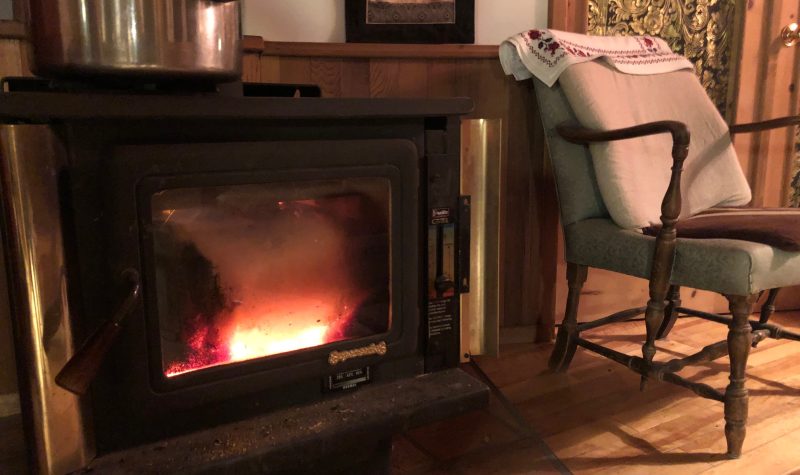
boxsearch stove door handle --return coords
[55,270,141,396]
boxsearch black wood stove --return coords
[0,79,486,474]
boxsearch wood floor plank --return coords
[400,311,800,474]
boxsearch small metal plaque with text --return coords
[326,367,371,392]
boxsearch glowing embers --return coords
[151,179,392,380]
[164,296,361,377]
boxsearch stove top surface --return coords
[0,77,473,122]
[2,76,322,98]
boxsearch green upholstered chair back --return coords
[532,78,609,227]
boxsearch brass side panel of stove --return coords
[459,119,501,359]
[0,125,93,474]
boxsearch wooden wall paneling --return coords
[426,60,457,97]
[241,55,261,83]
[340,59,371,97]
[749,1,800,207]
[733,0,800,312]
[278,57,313,86]
[369,60,400,97]
[0,38,29,79]
[395,60,430,98]
[548,0,588,33]
[241,36,264,83]
[496,75,535,329]
[369,60,429,98]
[732,0,767,184]
[261,41,499,60]
[310,59,343,97]
[735,0,800,207]
[535,133,560,340]
[519,86,542,333]
[259,55,281,83]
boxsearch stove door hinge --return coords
[458,195,471,293]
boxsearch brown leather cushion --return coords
[642,208,800,251]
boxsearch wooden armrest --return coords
[729,115,800,135]
[554,119,690,222]
[556,120,690,150]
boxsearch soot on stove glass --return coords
[149,178,392,378]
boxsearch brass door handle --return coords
[782,22,799,47]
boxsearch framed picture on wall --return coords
[345,0,474,44]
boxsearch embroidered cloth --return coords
[499,29,694,86]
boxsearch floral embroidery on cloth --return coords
[499,28,693,86]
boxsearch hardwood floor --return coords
[393,310,800,474]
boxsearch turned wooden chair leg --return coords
[656,285,681,340]
[548,263,588,373]
[724,294,757,459]
[759,288,781,324]
[640,278,671,390]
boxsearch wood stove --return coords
[0,80,473,474]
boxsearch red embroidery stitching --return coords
[519,29,687,69]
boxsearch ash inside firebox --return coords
[148,179,392,377]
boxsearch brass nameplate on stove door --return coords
[328,342,387,366]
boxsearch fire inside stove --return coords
[149,178,392,378]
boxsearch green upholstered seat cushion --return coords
[565,218,800,295]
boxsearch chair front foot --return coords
[548,263,588,374]
[724,391,748,459]
[640,299,666,391]
[723,293,756,459]
[656,285,681,340]
[548,327,578,373]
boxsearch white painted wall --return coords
[242,0,547,45]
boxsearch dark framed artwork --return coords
[345,0,474,44]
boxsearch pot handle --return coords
[55,269,141,396]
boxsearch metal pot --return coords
[28,0,241,82]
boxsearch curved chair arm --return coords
[555,120,691,375]
[555,120,691,231]
[729,115,800,135]
[557,120,690,150]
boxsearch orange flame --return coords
[164,295,360,378]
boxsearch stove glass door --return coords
[148,177,392,378]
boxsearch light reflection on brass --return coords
[588,0,741,119]
[0,125,93,474]
[459,119,501,359]
[328,341,387,366]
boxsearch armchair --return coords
[535,61,800,459]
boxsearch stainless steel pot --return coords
[29,0,241,82]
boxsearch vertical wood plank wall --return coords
[243,38,552,333]
[734,0,800,309]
